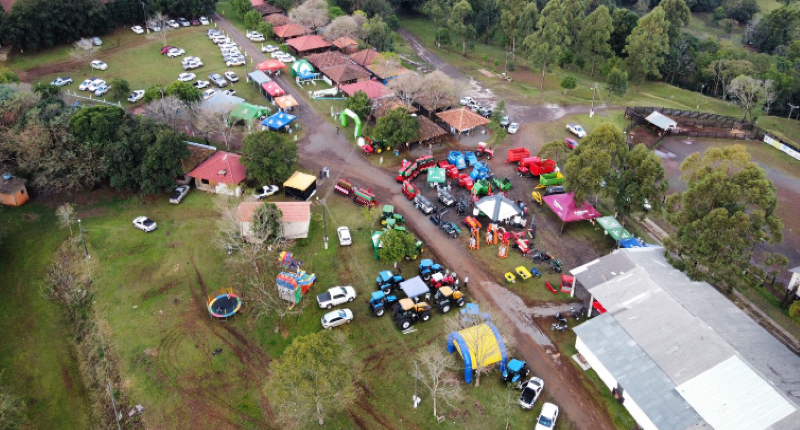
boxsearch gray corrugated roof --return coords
[247,70,272,86]
[789,265,800,274]
[570,251,637,290]
[646,112,677,130]
[574,314,703,430]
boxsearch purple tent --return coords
[543,192,601,233]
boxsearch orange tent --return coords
[275,95,298,109]
[258,59,287,72]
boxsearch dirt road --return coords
[217,16,617,430]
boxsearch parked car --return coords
[207,29,221,38]
[317,286,356,309]
[183,60,202,70]
[275,53,295,63]
[94,84,111,96]
[127,90,145,102]
[270,51,285,59]
[500,116,510,127]
[200,16,210,25]
[191,18,201,26]
[262,45,279,53]
[519,377,544,409]
[193,80,210,89]
[564,138,578,149]
[253,185,279,199]
[79,78,97,91]
[218,41,237,50]
[131,25,144,34]
[222,53,244,63]
[161,45,175,55]
[147,24,162,32]
[566,123,586,138]
[165,19,178,28]
[321,309,354,329]
[534,403,559,430]
[90,60,108,70]
[460,96,475,106]
[92,37,102,46]
[224,71,239,82]
[182,56,202,66]
[414,194,437,214]
[167,47,185,58]
[226,57,245,67]
[337,226,352,246]
[169,185,190,204]
[87,79,105,92]
[178,17,190,27]
[479,108,493,118]
[208,73,228,87]
[177,72,196,82]
[246,31,262,40]
[250,33,265,42]
[212,35,229,44]
[222,89,236,96]
[202,89,216,100]
[133,216,157,232]
[507,123,520,134]
[51,77,72,86]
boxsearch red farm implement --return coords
[401,180,420,200]
[476,142,494,160]
[353,187,379,208]
[516,157,556,177]
[505,147,530,163]
[334,178,354,197]
[396,155,437,182]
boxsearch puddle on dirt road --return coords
[466,78,496,104]
[482,281,554,348]
[654,149,676,159]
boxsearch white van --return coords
[202,89,216,100]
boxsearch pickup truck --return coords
[316,286,356,309]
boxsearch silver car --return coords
[321,309,354,329]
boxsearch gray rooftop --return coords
[247,70,272,86]
[574,314,703,430]
[646,111,678,130]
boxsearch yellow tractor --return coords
[392,298,432,330]
[433,286,466,313]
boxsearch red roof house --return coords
[188,151,247,196]
[249,0,265,6]
[340,80,394,99]
[349,48,380,67]
[287,35,332,55]
[331,37,359,54]
[273,24,308,40]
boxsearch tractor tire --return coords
[376,147,383,154]
[487,155,492,160]
[375,307,385,317]
[421,312,431,322]
[348,297,354,302]
[399,319,412,330]
[383,287,391,295]
[457,299,466,307]
[441,305,451,314]
[422,273,431,281]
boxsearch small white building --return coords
[571,248,800,430]
[237,201,311,241]
[787,266,800,299]
[645,111,678,131]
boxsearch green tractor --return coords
[381,204,405,226]
[472,179,491,197]
[492,177,512,193]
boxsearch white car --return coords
[224,71,239,82]
[270,51,285,59]
[193,80,210,89]
[127,90,145,102]
[508,123,520,134]
[321,308,354,329]
[199,16,209,25]
[87,79,106,92]
[316,286,356,309]
[202,89,216,100]
[178,18,190,27]
[262,45,279,53]
[148,24,161,32]
[166,47,185,58]
[460,96,475,106]
[90,60,108,71]
[50,77,72,86]
[254,185,279,199]
[183,61,202,71]
[534,403,559,430]
[166,19,179,29]
[218,41,236,49]
[337,226,352,246]
[276,54,295,63]
[519,377,544,409]
[250,34,265,42]
[92,37,102,46]
[177,72,196,82]
[169,185,190,204]
[222,89,236,96]
[182,56,202,66]
[94,84,110,96]
[133,216,157,232]
[78,78,96,90]
[131,25,144,34]
[208,29,222,38]
[566,123,586,138]
[226,57,245,67]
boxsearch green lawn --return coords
[0,206,92,428]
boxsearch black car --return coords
[480,108,493,118]
[414,194,437,214]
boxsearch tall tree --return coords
[609,144,668,227]
[374,108,420,150]
[609,8,638,56]
[524,0,570,90]
[538,139,572,165]
[251,202,285,244]
[413,345,463,420]
[561,0,585,47]
[241,131,299,185]
[69,38,99,71]
[624,6,670,82]
[659,0,691,43]
[752,7,800,54]
[344,90,371,120]
[290,0,330,31]
[56,203,77,236]
[378,228,419,265]
[423,0,453,47]
[110,78,130,102]
[361,16,395,51]
[664,145,783,291]
[449,0,477,56]
[578,5,613,76]
[727,75,766,121]
[326,15,360,41]
[266,332,360,427]
[138,129,189,195]
[605,67,628,106]
[499,0,528,54]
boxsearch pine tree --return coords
[578,5,613,76]
[524,0,570,90]
[624,6,670,82]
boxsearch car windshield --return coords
[538,416,553,426]
[143,219,154,226]
[338,310,347,318]
[521,388,535,401]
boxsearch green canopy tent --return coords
[595,216,634,246]
[426,167,446,190]
[230,103,271,131]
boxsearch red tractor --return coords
[334,178,354,197]
[401,180,420,200]
[476,142,494,160]
[458,173,474,190]
[362,137,391,154]
[353,187,379,208]
[516,157,556,178]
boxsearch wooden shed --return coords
[0,175,28,207]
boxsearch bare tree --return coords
[421,71,463,116]
[69,38,98,71]
[147,12,173,47]
[413,345,463,420]
[145,96,185,132]
[388,72,425,107]
[493,382,518,429]
[289,0,330,32]
[190,106,236,150]
[445,307,516,387]
[325,15,360,41]
[762,79,778,115]
[56,203,76,236]
[728,75,765,121]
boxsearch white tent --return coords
[475,194,522,222]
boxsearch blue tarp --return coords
[262,112,297,130]
[399,276,430,300]
[619,237,659,248]
[297,70,317,80]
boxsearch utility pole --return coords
[783,103,798,138]
[78,219,89,259]
[413,361,421,408]
[696,83,706,110]
[589,84,597,118]
[107,380,122,430]
[317,197,328,249]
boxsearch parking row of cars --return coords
[133,16,210,34]
[459,96,520,134]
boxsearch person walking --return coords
[336,126,339,134]
[464,276,469,290]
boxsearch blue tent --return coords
[619,237,659,248]
[262,112,297,131]
[297,69,317,80]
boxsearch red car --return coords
[564,138,578,150]
[160,46,175,55]
[191,19,201,26]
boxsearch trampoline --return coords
[207,290,242,318]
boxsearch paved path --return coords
[215,15,617,429]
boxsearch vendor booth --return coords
[283,171,317,201]
[262,112,297,131]
[543,192,602,233]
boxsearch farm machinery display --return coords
[432,287,465,313]
[381,205,405,226]
[402,180,420,200]
[361,136,391,154]
[376,270,404,294]
[476,142,494,159]
[334,178,354,197]
[537,171,564,188]
[335,178,380,208]
[418,259,444,281]
[392,298,433,330]
[516,157,556,178]
[369,290,399,317]
[505,147,530,163]
[396,155,436,182]
[502,359,530,385]
[447,151,467,169]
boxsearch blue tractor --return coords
[418,259,444,281]
[376,270,404,294]
[502,359,530,387]
[369,290,400,317]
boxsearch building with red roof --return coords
[331,37,359,54]
[340,80,394,100]
[287,35,331,56]
[273,23,308,41]
[349,48,380,67]
[237,201,312,240]
[188,151,247,196]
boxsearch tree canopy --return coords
[524,0,569,90]
[373,108,419,148]
[378,229,419,263]
[344,90,371,120]
[624,6,670,81]
[252,202,285,244]
[241,131,299,185]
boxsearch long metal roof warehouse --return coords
[570,247,800,430]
